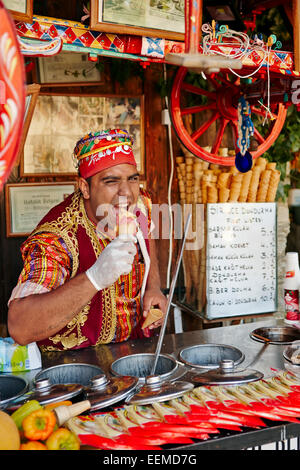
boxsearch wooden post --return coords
[185,0,203,53]
[293,0,300,72]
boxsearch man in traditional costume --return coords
[8,129,166,351]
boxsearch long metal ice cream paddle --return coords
[150,213,192,376]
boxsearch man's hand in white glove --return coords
[85,235,137,291]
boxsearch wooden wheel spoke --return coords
[206,75,221,90]
[191,111,220,141]
[253,127,266,144]
[251,105,278,121]
[170,67,287,164]
[181,102,216,116]
[230,120,239,150]
[211,118,229,154]
[216,73,238,89]
[182,82,216,99]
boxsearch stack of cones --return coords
[175,153,281,311]
[177,155,281,205]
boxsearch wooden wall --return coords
[0,58,180,333]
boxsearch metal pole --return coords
[150,213,192,376]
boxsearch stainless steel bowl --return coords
[0,375,28,408]
[34,363,104,386]
[178,343,244,370]
[250,326,300,345]
[110,353,178,383]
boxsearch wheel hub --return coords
[216,86,239,121]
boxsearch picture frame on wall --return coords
[5,182,77,237]
[37,51,104,86]
[14,83,41,166]
[21,93,145,178]
[3,0,33,23]
[90,0,185,41]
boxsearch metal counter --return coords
[18,318,300,449]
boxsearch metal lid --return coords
[178,343,244,370]
[125,376,194,405]
[28,378,84,405]
[191,360,263,386]
[84,374,139,411]
[250,326,300,345]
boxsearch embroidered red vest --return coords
[28,190,151,351]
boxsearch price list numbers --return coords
[205,203,277,319]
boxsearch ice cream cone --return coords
[247,166,262,202]
[207,184,218,203]
[255,157,267,170]
[219,187,230,202]
[256,169,272,202]
[218,147,228,156]
[229,166,239,174]
[239,170,252,202]
[266,170,281,202]
[229,183,242,202]
[142,308,164,329]
[266,162,276,171]
[217,172,231,189]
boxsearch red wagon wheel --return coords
[170,67,287,166]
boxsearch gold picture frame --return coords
[5,182,77,237]
[90,0,185,41]
[15,83,41,167]
[21,93,145,178]
[3,0,33,23]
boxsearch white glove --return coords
[86,235,137,291]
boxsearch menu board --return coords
[205,203,277,319]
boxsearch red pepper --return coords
[46,428,80,450]
[20,441,47,450]
[129,423,219,436]
[23,409,56,441]
[78,434,162,451]
[115,434,193,446]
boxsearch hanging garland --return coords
[235,96,254,172]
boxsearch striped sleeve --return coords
[9,232,72,303]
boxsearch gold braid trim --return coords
[31,190,116,350]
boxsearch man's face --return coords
[79,163,140,225]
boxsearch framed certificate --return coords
[5,182,77,237]
[37,52,103,86]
